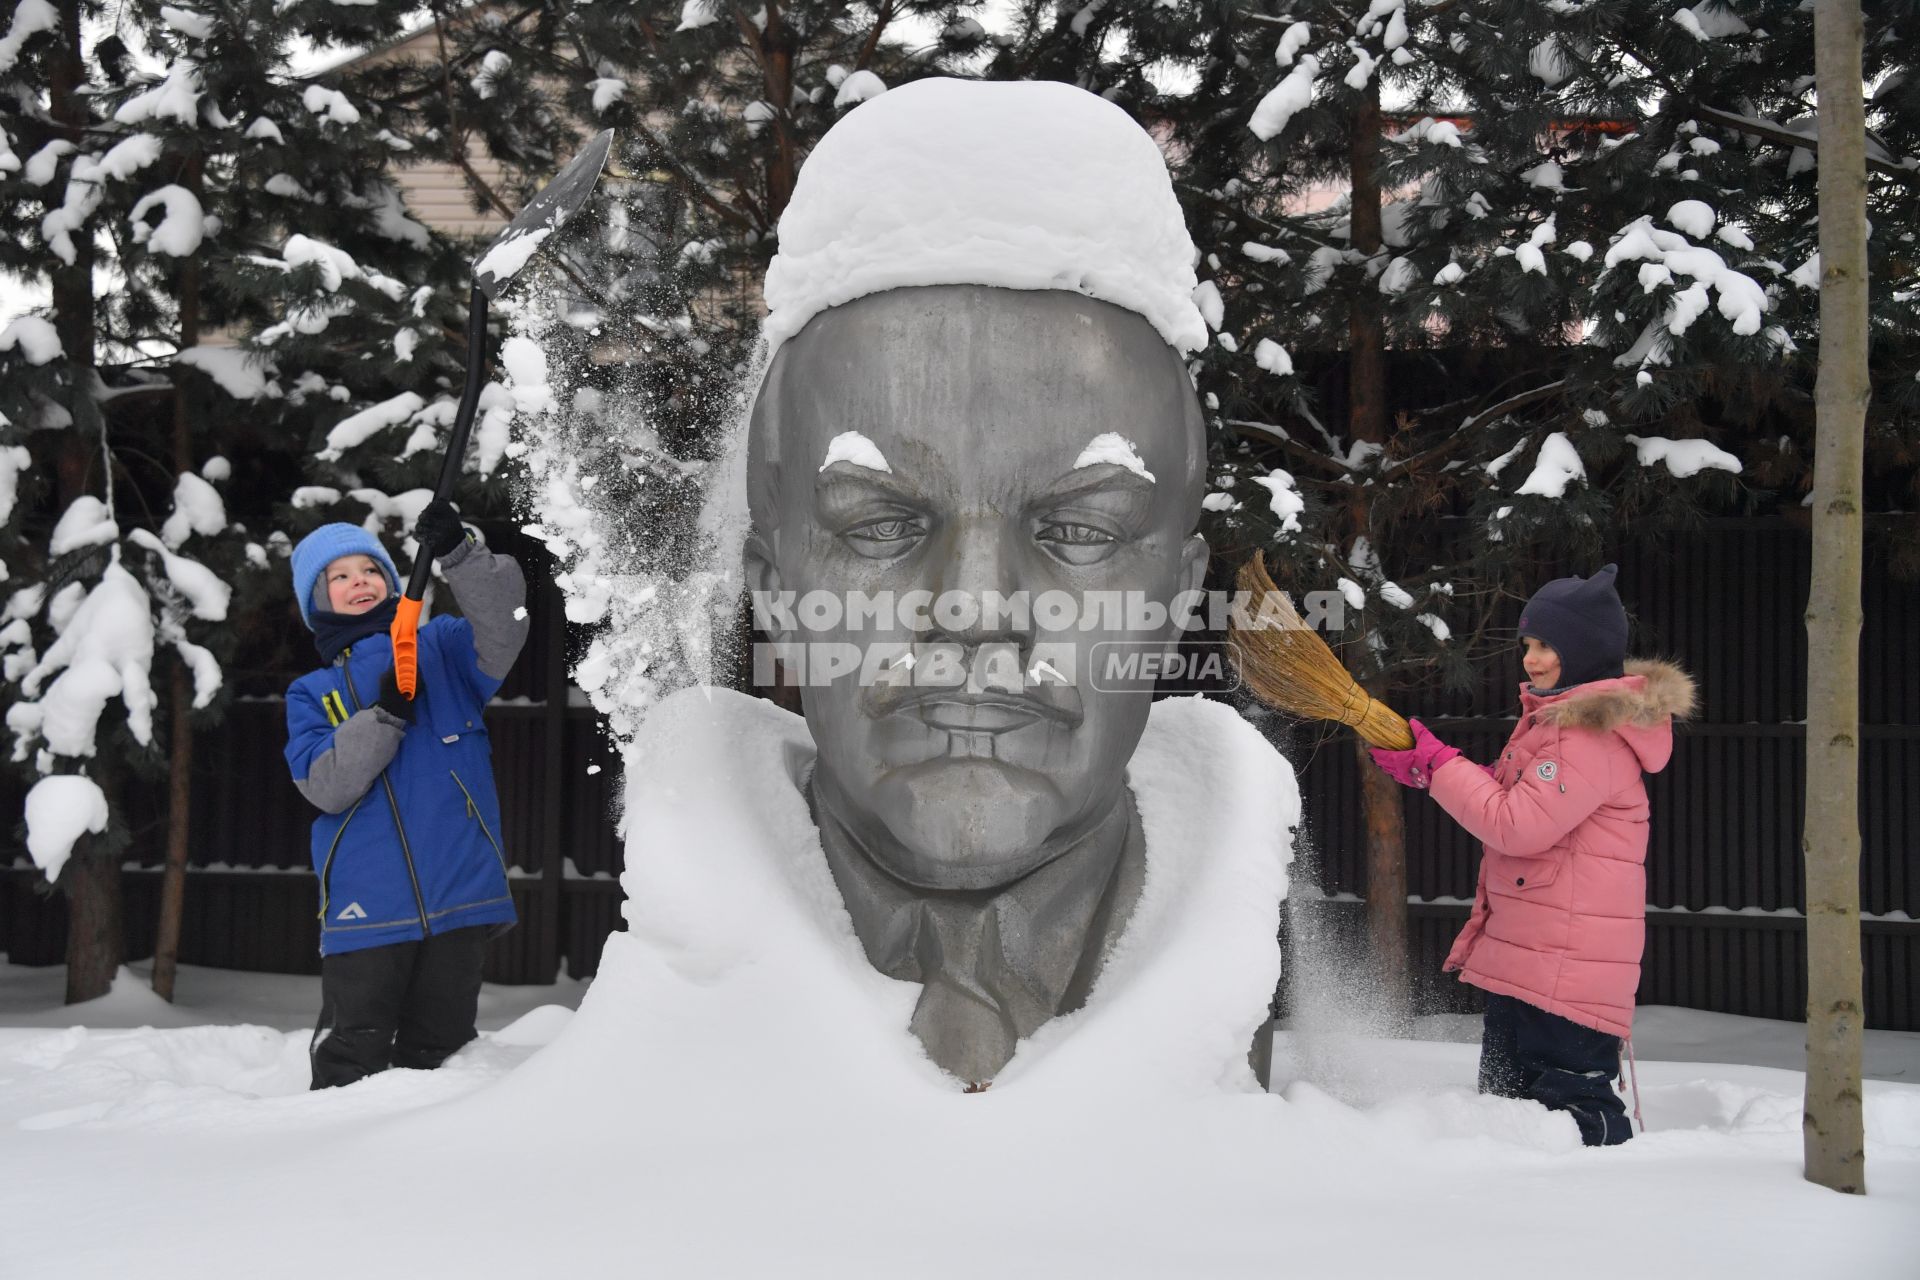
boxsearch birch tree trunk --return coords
[1803,0,1868,1197]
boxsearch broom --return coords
[1227,552,1415,751]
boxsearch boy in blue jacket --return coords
[285,501,527,1089]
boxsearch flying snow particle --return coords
[589,78,627,113]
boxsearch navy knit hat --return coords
[1518,563,1629,689]
[290,523,401,629]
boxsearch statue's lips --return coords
[894,692,1080,734]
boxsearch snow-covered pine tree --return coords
[354,1,996,745]
[980,0,1916,1011]
[0,0,456,1000]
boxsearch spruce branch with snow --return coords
[0,0,435,999]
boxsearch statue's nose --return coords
[925,513,1026,646]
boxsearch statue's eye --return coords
[842,516,924,555]
[1036,522,1115,547]
[1035,520,1121,566]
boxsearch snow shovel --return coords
[390,128,615,697]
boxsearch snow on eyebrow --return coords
[818,431,892,474]
[1072,433,1155,484]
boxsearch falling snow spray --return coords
[1269,799,1415,1105]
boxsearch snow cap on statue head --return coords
[290,523,401,629]
[1519,563,1629,689]
[760,77,1209,356]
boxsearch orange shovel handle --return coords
[390,595,424,698]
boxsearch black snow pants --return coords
[310,926,488,1090]
[1478,991,1633,1146]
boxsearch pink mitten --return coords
[1367,718,1462,790]
[1369,743,1423,787]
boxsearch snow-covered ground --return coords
[2,957,1915,1278]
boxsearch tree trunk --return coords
[1803,0,1868,1196]
[62,796,123,1004]
[1345,77,1409,1018]
[152,662,195,1000]
[152,167,204,1003]
[47,0,93,371]
[759,5,798,220]
[49,0,117,1002]
[1356,681,1410,1024]
[1346,85,1388,453]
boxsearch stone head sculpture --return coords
[743,79,1212,1083]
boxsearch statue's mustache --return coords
[859,643,1083,725]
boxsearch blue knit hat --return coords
[290,523,401,629]
[1518,563,1629,688]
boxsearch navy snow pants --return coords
[1479,991,1633,1146]
[309,926,488,1090]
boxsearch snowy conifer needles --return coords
[1018,0,1915,696]
[0,1,1914,887]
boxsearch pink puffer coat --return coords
[1431,660,1696,1038]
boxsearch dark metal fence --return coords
[1288,515,1919,1030]
[3,517,1916,1030]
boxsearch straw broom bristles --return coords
[1227,552,1415,751]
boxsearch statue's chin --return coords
[873,758,1074,891]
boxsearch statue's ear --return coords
[744,533,794,645]
[1160,532,1212,661]
[1180,531,1210,597]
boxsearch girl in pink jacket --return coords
[1369,565,1695,1146]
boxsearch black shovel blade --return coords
[472,129,615,300]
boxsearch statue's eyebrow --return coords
[814,464,921,504]
[1031,465,1157,507]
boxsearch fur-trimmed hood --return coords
[1523,658,1696,774]
[1530,659,1697,730]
